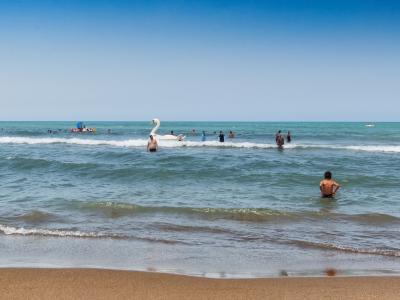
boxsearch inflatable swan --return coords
[150,118,185,141]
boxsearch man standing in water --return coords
[147,135,158,152]
[320,171,340,198]
[277,134,284,149]
[275,130,282,143]
[219,131,225,142]
[201,131,206,141]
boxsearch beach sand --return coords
[0,268,399,299]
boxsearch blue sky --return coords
[0,0,399,121]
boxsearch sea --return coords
[0,121,399,277]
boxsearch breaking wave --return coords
[0,224,192,245]
[0,136,400,153]
[73,201,400,224]
[291,240,400,257]
[0,224,103,238]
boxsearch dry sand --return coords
[0,268,399,300]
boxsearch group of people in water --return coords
[147,129,340,198]
[147,130,236,151]
[168,130,236,143]
[216,130,235,143]
[148,129,293,151]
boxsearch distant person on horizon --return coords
[287,131,291,143]
[170,130,176,136]
[219,131,225,143]
[201,131,206,141]
[147,135,158,152]
[320,171,340,198]
[228,131,235,138]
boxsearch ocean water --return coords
[0,121,399,277]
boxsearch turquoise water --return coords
[0,121,399,277]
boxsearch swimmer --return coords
[277,135,284,149]
[170,130,176,136]
[287,131,291,143]
[201,131,206,141]
[320,171,340,198]
[218,131,225,143]
[275,130,282,143]
[147,135,158,152]
[228,131,235,138]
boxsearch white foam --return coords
[0,136,399,153]
[0,224,102,238]
[344,145,400,153]
[0,136,148,147]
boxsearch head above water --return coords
[324,171,332,179]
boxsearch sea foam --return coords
[0,136,399,153]
[0,224,102,238]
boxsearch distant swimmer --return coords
[147,135,158,152]
[219,131,225,143]
[287,131,291,143]
[170,130,176,136]
[201,131,206,141]
[277,135,284,149]
[275,130,282,143]
[320,171,340,198]
[228,131,235,138]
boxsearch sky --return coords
[0,0,399,121]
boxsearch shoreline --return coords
[1,268,399,299]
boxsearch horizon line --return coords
[0,120,398,123]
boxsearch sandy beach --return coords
[0,268,398,300]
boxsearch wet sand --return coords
[0,268,399,300]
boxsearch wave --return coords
[291,240,400,257]
[0,224,190,245]
[1,155,102,173]
[16,211,58,224]
[0,224,103,238]
[1,136,400,153]
[75,201,294,221]
[73,201,400,224]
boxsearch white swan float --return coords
[150,118,185,141]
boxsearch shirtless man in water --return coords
[147,135,158,152]
[320,171,340,198]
